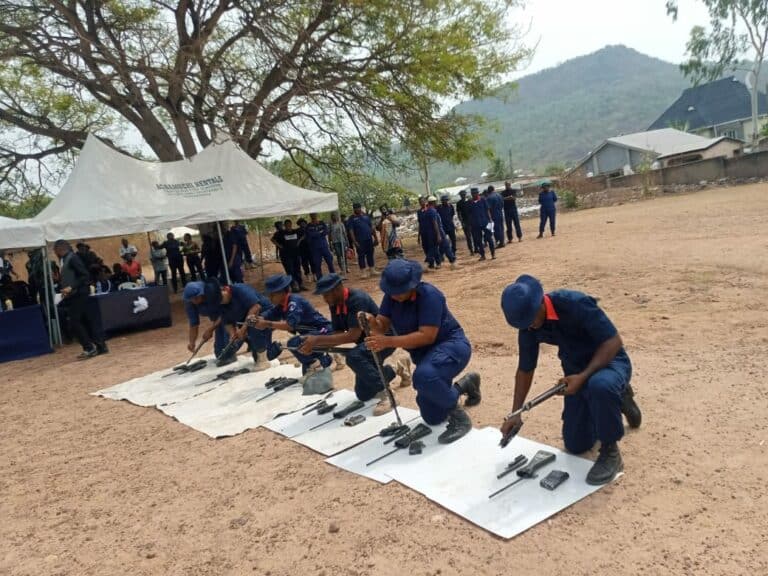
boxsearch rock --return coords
[145,552,156,559]
[328,522,340,533]
[430,514,445,524]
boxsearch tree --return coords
[667,1,768,144]
[0,0,529,201]
[486,155,508,180]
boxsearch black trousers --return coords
[282,254,304,288]
[444,229,457,254]
[461,223,474,253]
[168,258,187,292]
[186,255,204,281]
[505,206,523,240]
[62,293,102,351]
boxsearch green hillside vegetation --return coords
[392,45,693,191]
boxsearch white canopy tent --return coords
[0,216,45,250]
[34,134,338,240]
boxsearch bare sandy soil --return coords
[2,185,767,576]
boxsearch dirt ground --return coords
[2,184,767,576]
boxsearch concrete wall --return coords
[724,150,768,179]
[594,143,631,176]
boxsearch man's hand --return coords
[202,327,215,342]
[251,317,270,330]
[234,325,247,341]
[187,341,197,353]
[559,373,587,396]
[500,413,523,438]
[365,334,390,352]
[298,336,316,355]
[61,286,72,297]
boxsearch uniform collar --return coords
[281,292,291,312]
[335,287,350,316]
[543,294,559,321]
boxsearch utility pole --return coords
[507,148,513,179]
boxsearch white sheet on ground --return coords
[386,427,616,539]
[262,388,359,438]
[91,355,260,407]
[288,402,421,457]
[158,363,306,438]
[325,419,452,484]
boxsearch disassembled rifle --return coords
[366,423,433,466]
[488,450,556,498]
[308,400,367,431]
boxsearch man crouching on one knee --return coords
[297,273,411,416]
[499,274,642,485]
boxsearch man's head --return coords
[427,195,437,206]
[501,274,545,330]
[183,233,192,242]
[274,221,283,231]
[459,190,467,198]
[471,187,480,199]
[487,185,495,194]
[379,259,422,302]
[352,202,362,215]
[183,281,207,307]
[505,180,512,189]
[151,241,160,249]
[124,253,134,263]
[297,218,307,228]
[121,238,129,247]
[314,273,344,306]
[283,219,293,231]
[112,263,122,275]
[331,212,339,223]
[264,273,293,305]
[540,180,551,190]
[440,194,450,205]
[166,232,174,241]
[53,239,71,258]
[76,242,86,253]
[309,212,319,223]
[418,196,427,208]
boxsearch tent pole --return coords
[40,246,53,349]
[46,247,62,346]
[216,221,232,285]
[256,222,264,279]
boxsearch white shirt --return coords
[119,244,138,258]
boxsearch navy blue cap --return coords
[264,274,293,293]
[352,202,362,209]
[183,277,221,306]
[440,194,449,201]
[379,259,423,296]
[470,187,480,194]
[314,273,343,295]
[459,190,467,196]
[501,274,544,329]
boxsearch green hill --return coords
[395,45,693,190]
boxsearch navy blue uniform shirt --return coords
[347,214,374,243]
[486,192,504,217]
[185,298,219,327]
[469,197,491,227]
[436,204,456,233]
[518,290,628,376]
[262,293,331,333]
[538,189,558,211]
[329,287,379,344]
[379,282,465,364]
[305,221,330,249]
[218,284,273,326]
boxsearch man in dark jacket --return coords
[455,190,474,254]
[54,240,107,359]
[162,233,187,293]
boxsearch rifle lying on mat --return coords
[499,382,567,448]
[195,367,251,387]
[161,337,211,378]
[251,376,300,403]
[366,423,433,466]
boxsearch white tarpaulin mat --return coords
[158,363,306,438]
[92,354,258,407]
[288,402,422,457]
[386,427,615,539]
[325,419,454,484]
[263,389,359,438]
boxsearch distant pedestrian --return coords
[329,212,349,274]
[436,194,458,254]
[305,212,336,279]
[182,233,204,281]
[347,203,377,278]
[537,180,558,238]
[161,232,187,292]
[455,190,474,254]
[502,181,523,242]
[484,185,506,248]
[150,241,168,286]
[296,218,313,279]
[468,188,495,261]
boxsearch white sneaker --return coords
[395,358,412,388]
[253,351,270,371]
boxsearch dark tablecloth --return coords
[88,286,172,339]
[0,304,53,363]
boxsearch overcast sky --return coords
[509,0,712,78]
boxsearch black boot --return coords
[95,342,109,355]
[621,384,642,429]
[437,407,472,444]
[586,442,623,485]
[454,372,481,407]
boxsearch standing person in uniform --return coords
[329,212,349,275]
[231,221,254,269]
[182,233,204,281]
[537,180,558,238]
[502,181,524,243]
[223,224,244,283]
[53,239,107,359]
[296,218,313,280]
[415,196,430,264]
[485,185,506,248]
[162,232,187,293]
[427,196,457,270]
[272,221,283,260]
[469,188,495,261]
[188,280,274,370]
[306,213,336,280]
[363,259,481,444]
[250,274,334,393]
[149,241,168,286]
[201,233,222,281]
[455,189,474,254]
[347,203,377,279]
[499,274,642,484]
[271,219,307,291]
[298,274,412,415]
[436,194,458,255]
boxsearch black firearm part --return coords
[379,422,411,438]
[273,391,334,419]
[356,311,403,426]
[496,454,529,479]
[500,382,568,448]
[195,367,251,387]
[408,440,424,455]
[488,450,556,499]
[254,378,300,402]
[344,414,366,426]
[215,336,242,365]
[316,402,337,415]
[243,319,319,334]
[265,376,299,389]
[382,425,412,444]
[170,337,209,373]
[161,358,207,378]
[284,344,357,355]
[540,470,570,491]
[366,423,433,466]
[308,399,367,431]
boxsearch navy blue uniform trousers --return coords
[412,338,471,424]
[345,344,395,401]
[539,208,556,235]
[562,355,632,454]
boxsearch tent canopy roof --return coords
[0,216,45,250]
[35,135,337,241]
